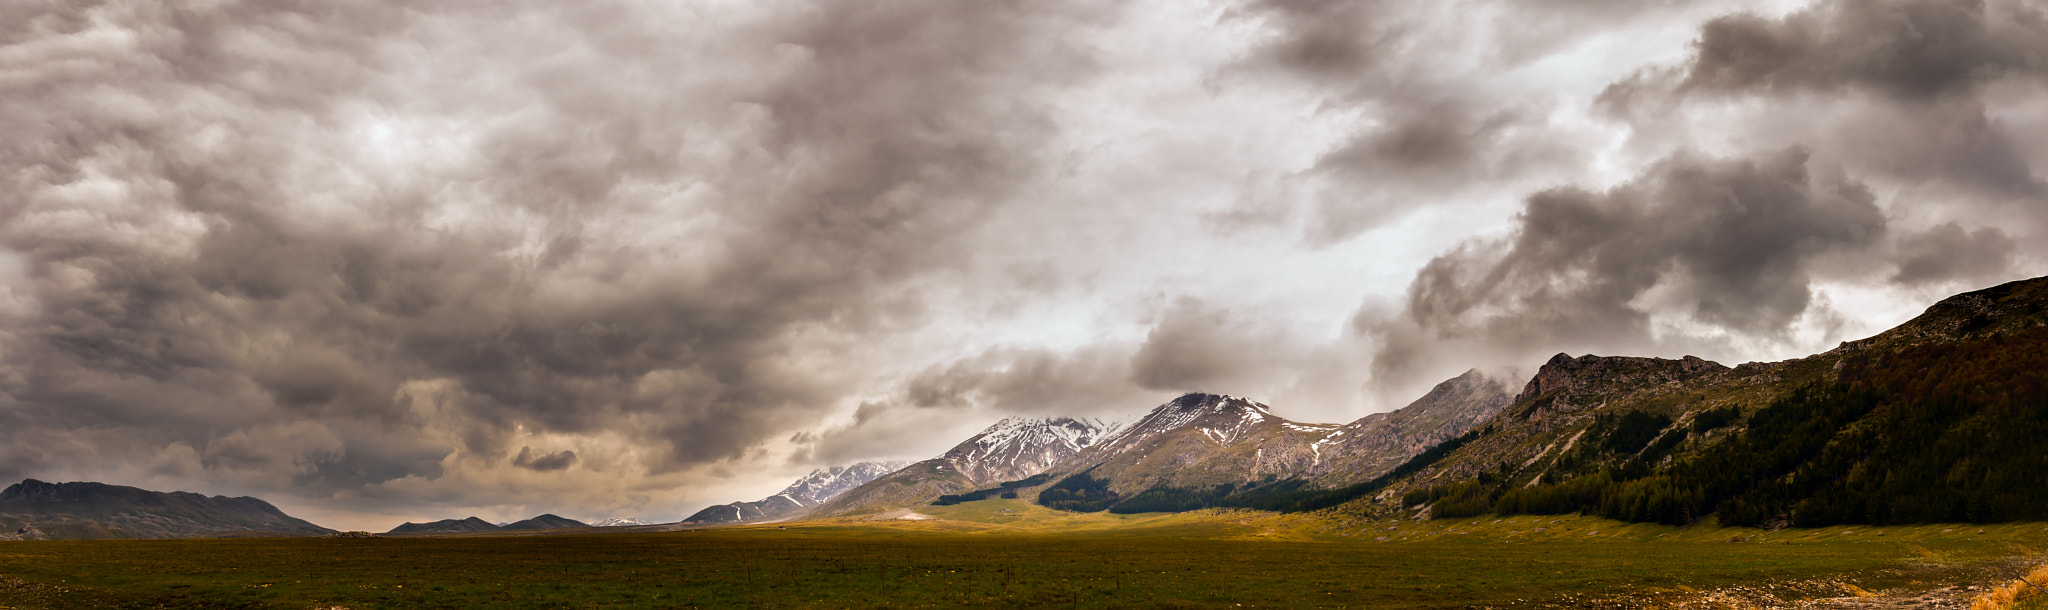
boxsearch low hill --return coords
[0,479,333,540]
[502,514,588,530]
[385,516,500,535]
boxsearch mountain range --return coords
[805,371,1510,518]
[10,276,2044,538]
[386,513,589,535]
[785,276,2048,527]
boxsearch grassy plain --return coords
[1,500,2044,609]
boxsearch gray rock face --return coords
[1513,353,1729,419]
[1311,371,1513,487]
[0,479,334,540]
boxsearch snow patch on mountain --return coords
[939,416,1128,484]
[774,461,910,507]
[1100,393,1283,453]
[683,459,909,524]
[591,517,651,527]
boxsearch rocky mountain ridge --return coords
[685,459,908,524]
[807,416,1129,517]
[806,373,1511,517]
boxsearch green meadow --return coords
[3,501,2044,609]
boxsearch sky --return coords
[2,0,2043,531]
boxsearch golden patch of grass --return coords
[1972,562,2048,610]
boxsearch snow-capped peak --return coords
[936,415,1127,484]
[774,460,909,506]
[591,517,650,527]
[1094,393,1281,450]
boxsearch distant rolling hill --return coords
[502,513,589,530]
[386,517,502,535]
[0,479,333,540]
[386,513,590,535]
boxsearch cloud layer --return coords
[2,0,2041,529]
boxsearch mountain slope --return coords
[1333,275,2048,527]
[1309,370,1513,487]
[807,416,1126,517]
[685,460,908,524]
[1025,380,1510,513]
[1043,394,1332,496]
[0,479,333,540]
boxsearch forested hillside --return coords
[1371,277,2048,527]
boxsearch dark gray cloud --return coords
[1893,222,2019,285]
[1128,299,1300,393]
[5,0,2043,528]
[0,0,1105,520]
[1370,147,1887,391]
[1680,0,2048,100]
[512,447,577,472]
[1232,0,1400,81]
[1602,0,2048,203]
[1216,0,1596,244]
[902,345,1143,415]
[1363,0,2048,402]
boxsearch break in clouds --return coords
[1,0,2042,529]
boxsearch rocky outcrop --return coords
[1513,353,1728,420]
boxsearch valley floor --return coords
[1,502,2044,609]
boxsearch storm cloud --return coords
[1370,0,2046,396]
[1369,148,1888,394]
[2,0,2042,529]
[0,0,1107,525]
